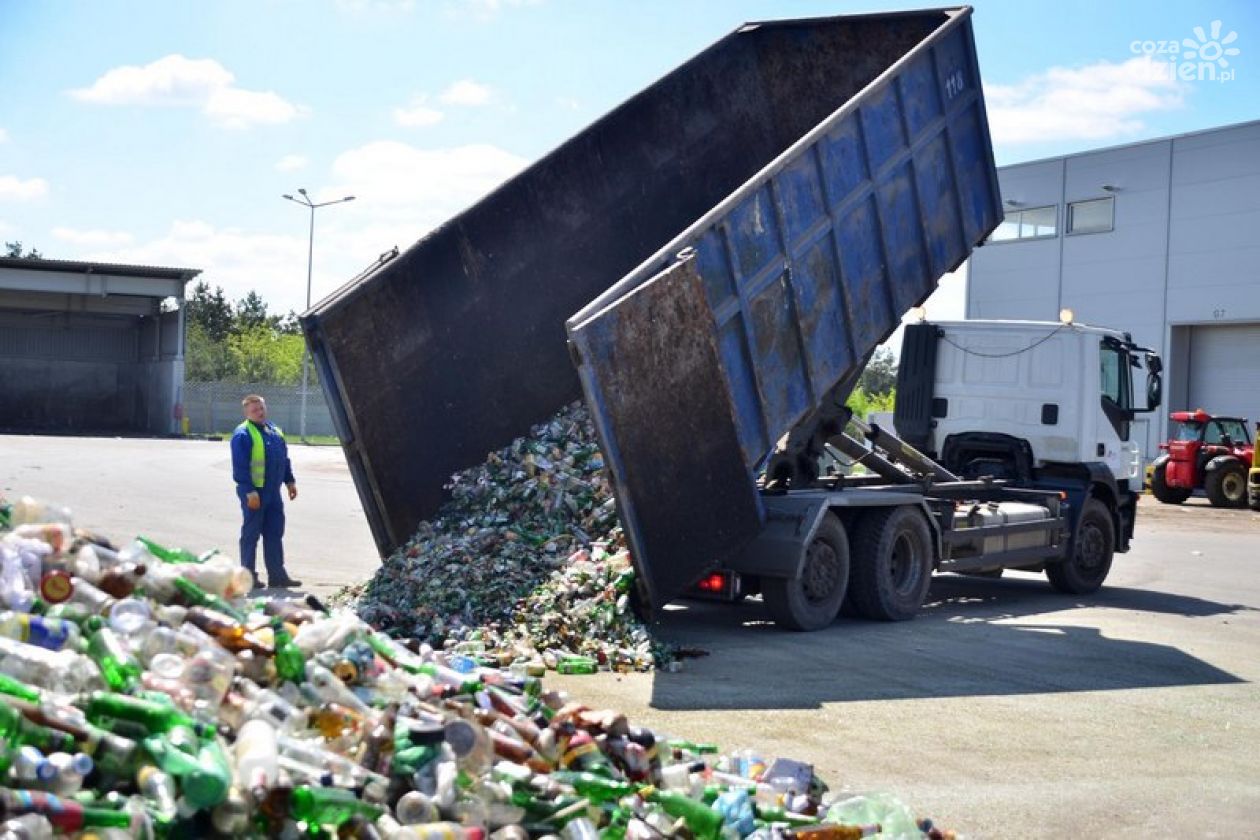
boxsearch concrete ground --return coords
[2,433,1258,837]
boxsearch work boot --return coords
[250,571,264,591]
[268,574,302,589]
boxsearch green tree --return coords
[858,347,897,397]
[185,281,234,343]
[184,321,236,381]
[228,325,306,384]
[234,291,280,333]
[277,310,303,336]
[4,241,42,258]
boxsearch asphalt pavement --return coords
[2,433,1257,837]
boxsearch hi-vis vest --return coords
[244,422,284,488]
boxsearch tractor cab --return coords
[1153,409,1254,508]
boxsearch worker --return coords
[230,394,301,589]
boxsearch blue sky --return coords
[1,0,1257,320]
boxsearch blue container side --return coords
[569,9,1002,600]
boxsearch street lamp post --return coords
[283,188,355,442]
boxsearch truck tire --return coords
[849,506,933,621]
[1047,497,1114,595]
[763,514,849,631]
[1205,462,1247,508]
[1150,463,1190,505]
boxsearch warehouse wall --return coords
[968,120,1260,456]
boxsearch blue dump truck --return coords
[304,7,1162,630]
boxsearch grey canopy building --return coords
[967,119,1260,456]
[0,257,200,434]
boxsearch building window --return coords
[987,205,1057,243]
[1067,197,1114,234]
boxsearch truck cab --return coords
[896,319,1163,552]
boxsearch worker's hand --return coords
[287,483,298,501]
[246,492,261,511]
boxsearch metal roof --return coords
[0,256,201,282]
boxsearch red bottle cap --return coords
[40,570,73,603]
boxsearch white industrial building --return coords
[967,119,1260,457]
[0,258,200,435]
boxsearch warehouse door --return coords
[1187,323,1260,425]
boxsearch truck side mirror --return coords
[1145,353,1162,375]
[1146,372,1162,412]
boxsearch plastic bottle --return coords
[136,766,177,822]
[45,753,93,796]
[0,612,79,651]
[237,680,310,733]
[0,553,34,612]
[443,719,494,775]
[0,813,54,840]
[12,747,55,786]
[107,598,151,635]
[211,785,252,834]
[64,578,116,616]
[0,788,131,831]
[305,661,372,716]
[0,638,103,695]
[233,719,279,793]
[9,498,73,527]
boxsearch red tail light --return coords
[697,573,726,592]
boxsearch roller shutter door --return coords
[1187,323,1260,423]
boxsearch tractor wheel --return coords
[1151,463,1190,505]
[763,514,849,631]
[849,506,934,621]
[1205,462,1248,508]
[1047,498,1114,595]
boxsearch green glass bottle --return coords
[86,627,143,692]
[550,771,635,803]
[556,656,599,675]
[84,691,200,736]
[136,536,206,564]
[666,739,719,756]
[0,672,42,703]
[271,619,306,684]
[644,787,724,840]
[171,577,247,623]
[288,785,385,826]
[0,703,77,775]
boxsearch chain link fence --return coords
[181,381,337,438]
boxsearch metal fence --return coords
[181,381,337,438]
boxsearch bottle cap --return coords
[40,570,73,603]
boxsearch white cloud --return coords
[985,56,1185,145]
[439,79,492,107]
[448,0,540,21]
[69,54,307,130]
[393,96,445,127]
[0,175,49,201]
[336,0,415,11]
[328,141,527,228]
[275,155,309,173]
[52,227,135,248]
[74,141,530,315]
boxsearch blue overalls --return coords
[230,420,295,581]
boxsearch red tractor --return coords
[1151,409,1254,508]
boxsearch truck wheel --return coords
[1150,463,1190,505]
[1047,497,1114,595]
[1205,462,1247,508]
[763,514,849,631]
[850,506,933,621]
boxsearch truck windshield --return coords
[1174,421,1204,441]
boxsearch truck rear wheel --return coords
[1151,463,1190,505]
[1205,462,1247,508]
[1047,497,1114,594]
[850,506,933,621]
[763,514,849,631]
